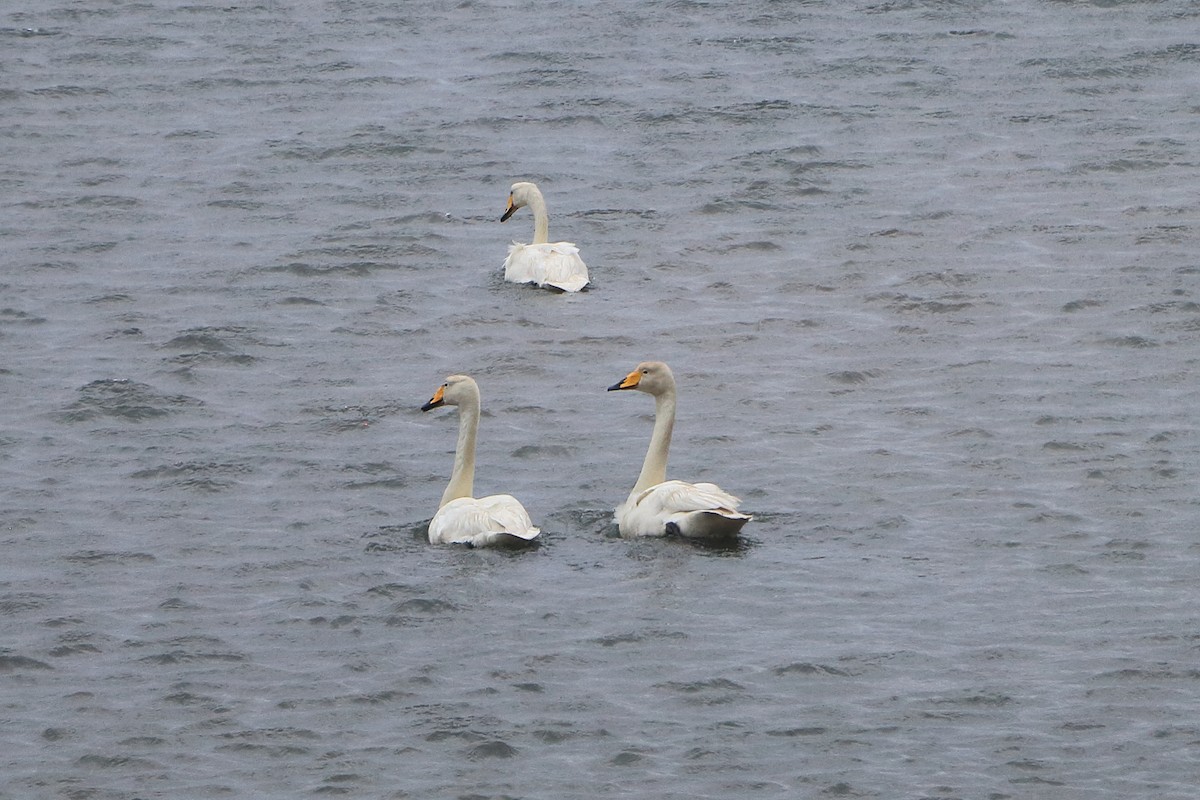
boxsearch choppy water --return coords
[3,1,1199,797]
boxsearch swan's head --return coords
[501,181,541,222]
[607,361,676,396]
[421,374,479,412]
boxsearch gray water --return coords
[3,0,1199,797]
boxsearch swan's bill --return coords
[421,383,446,411]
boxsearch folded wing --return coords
[504,242,590,292]
[429,495,541,547]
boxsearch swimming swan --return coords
[500,181,590,292]
[607,361,752,539]
[421,375,541,547]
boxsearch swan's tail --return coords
[671,510,751,539]
[476,528,542,547]
[545,275,589,293]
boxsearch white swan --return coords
[500,181,590,292]
[421,375,541,547]
[607,361,752,539]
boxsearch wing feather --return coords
[503,242,589,292]
[617,480,750,538]
[632,480,743,515]
[429,495,541,546]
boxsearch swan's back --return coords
[428,494,541,547]
[504,242,589,292]
[617,480,751,539]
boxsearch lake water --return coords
[3,1,1199,798]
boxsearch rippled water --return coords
[3,1,1199,798]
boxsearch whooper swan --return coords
[607,361,751,539]
[500,181,590,292]
[421,375,541,547]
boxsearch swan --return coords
[500,181,590,292]
[607,361,752,539]
[420,374,541,547]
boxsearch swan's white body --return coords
[501,182,590,292]
[421,375,540,547]
[608,362,751,539]
[426,495,539,548]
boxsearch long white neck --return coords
[440,398,479,507]
[632,389,676,494]
[527,190,550,244]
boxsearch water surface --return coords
[3,1,1199,798]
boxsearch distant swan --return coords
[421,375,541,547]
[608,361,751,539]
[500,181,590,292]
